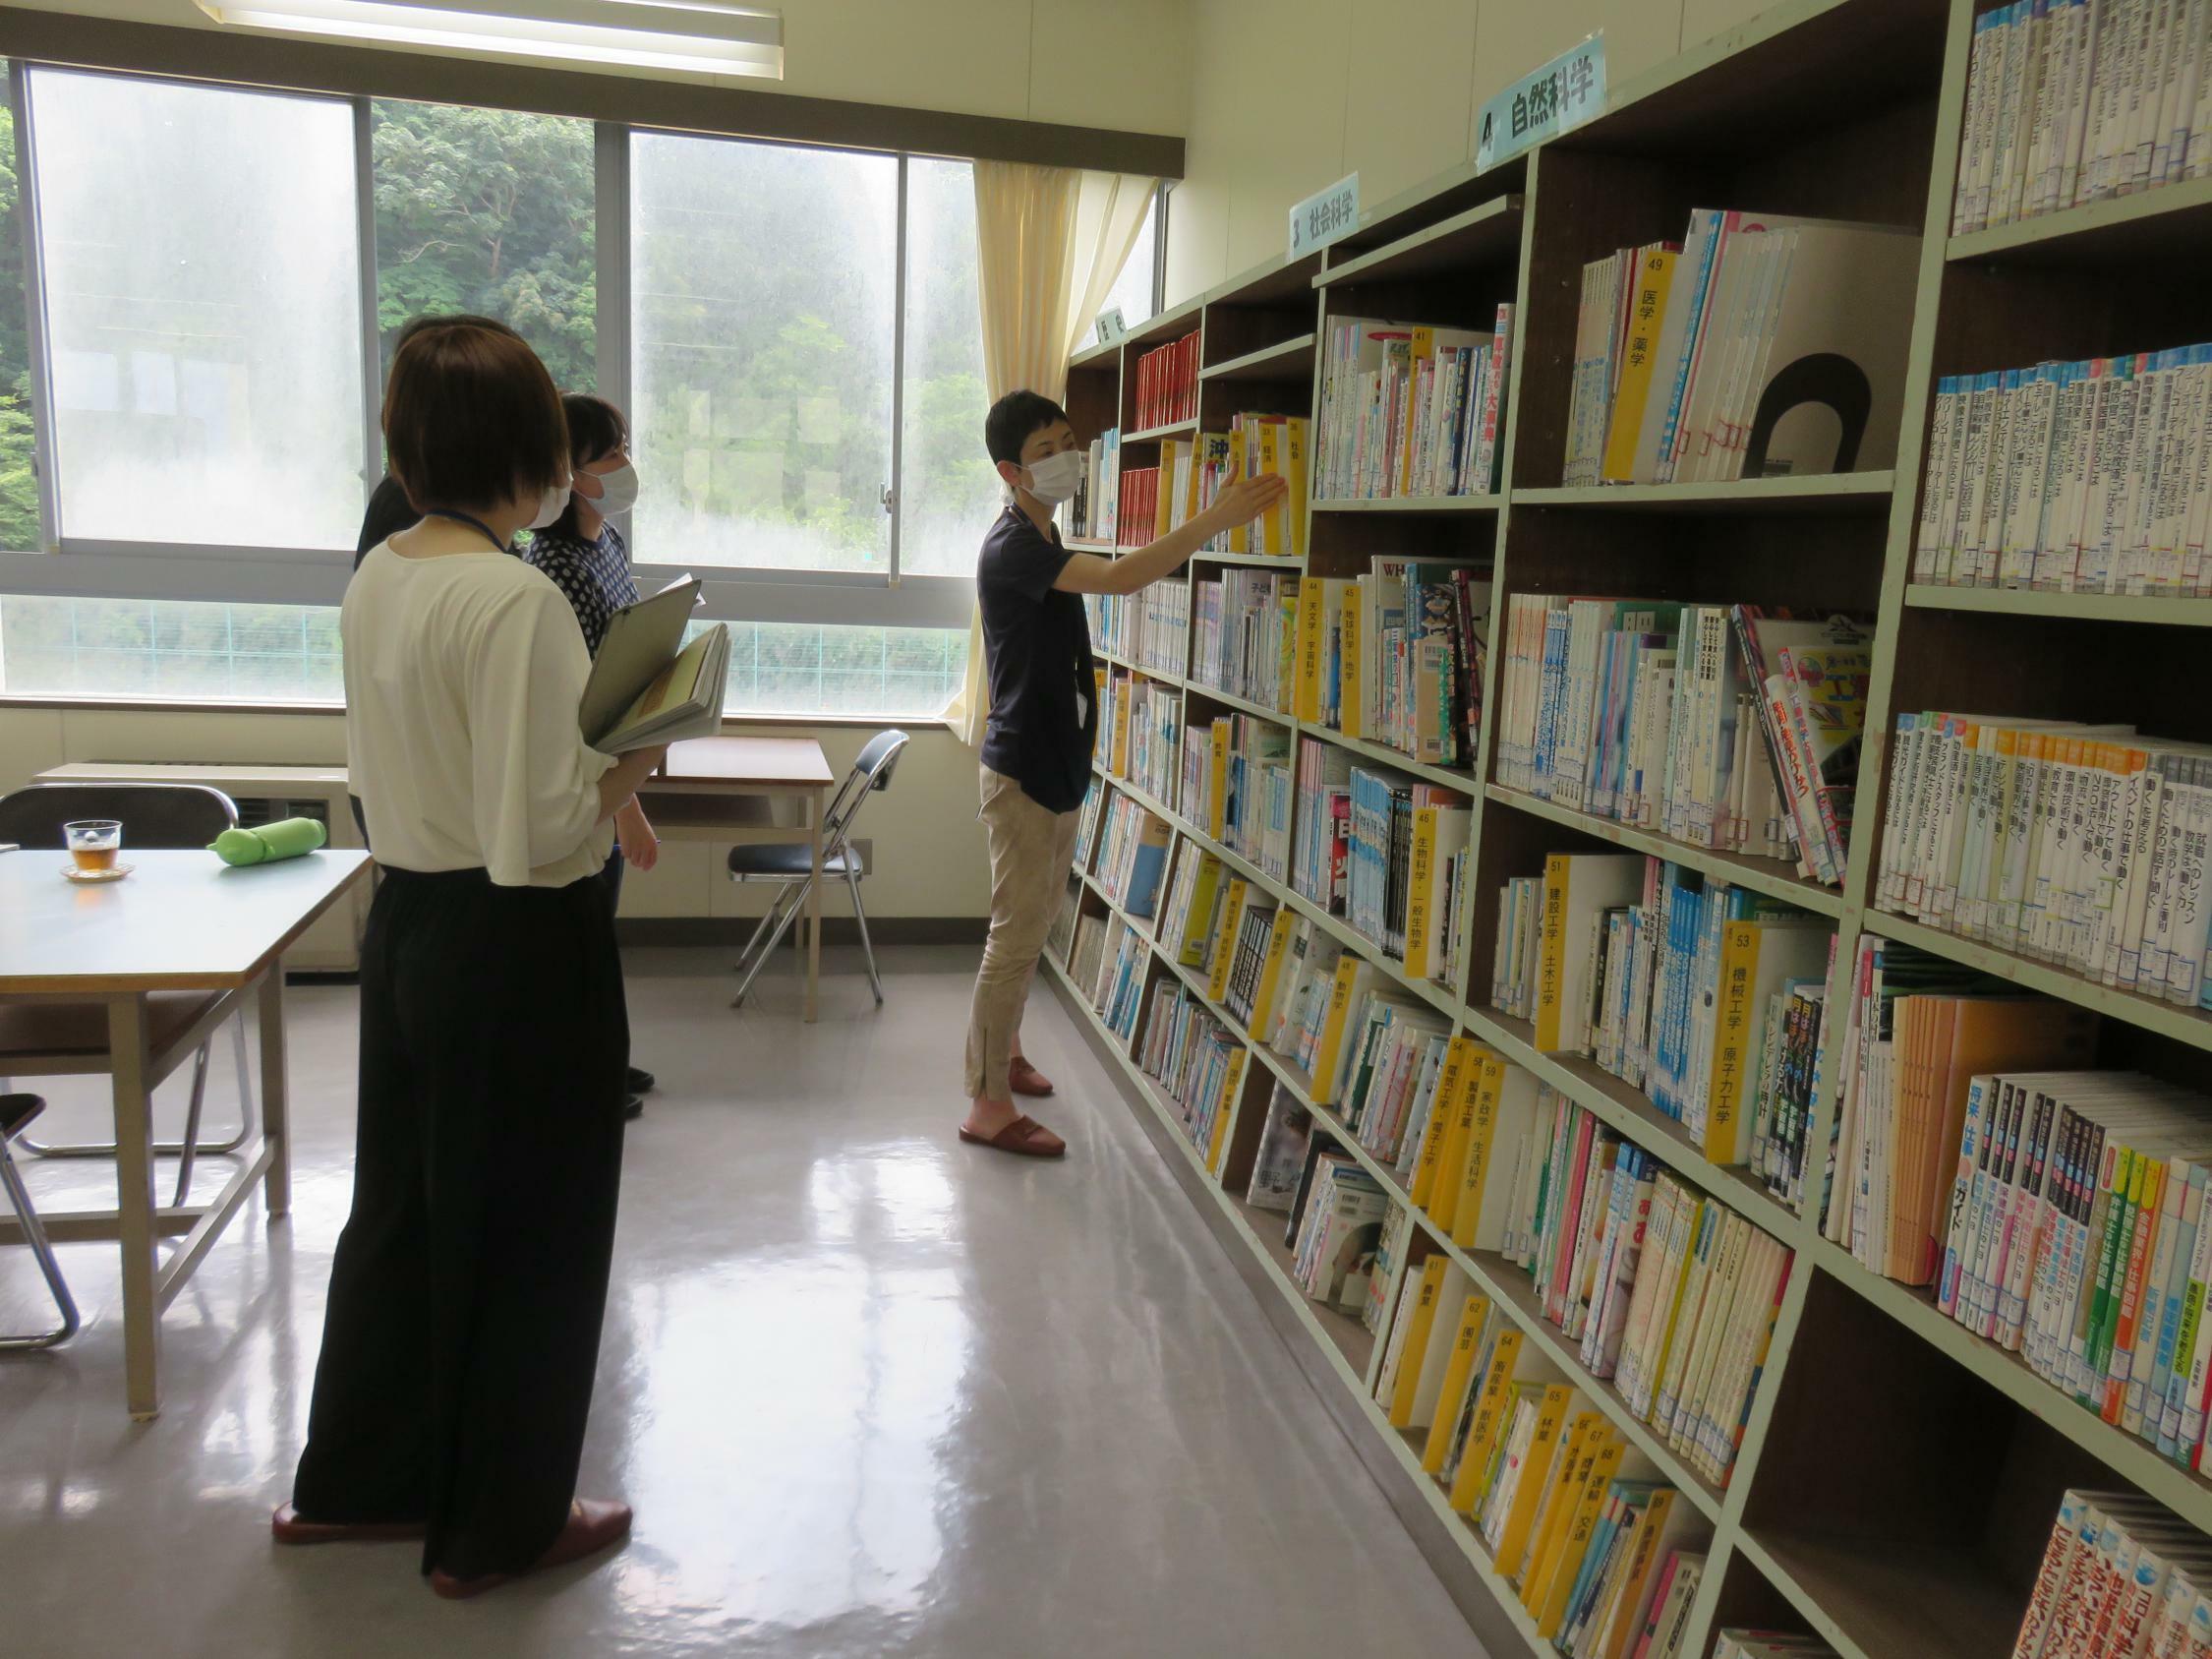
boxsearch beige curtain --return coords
[943,164,1158,748]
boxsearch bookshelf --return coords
[1044,2,2212,1656]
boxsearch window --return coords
[1100,189,1160,330]
[630,133,897,573]
[718,622,967,716]
[0,593,342,701]
[900,157,997,579]
[372,100,597,390]
[0,65,36,556]
[28,70,365,550]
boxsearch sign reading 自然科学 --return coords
[1475,32,1605,173]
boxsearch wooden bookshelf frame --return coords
[1047,3,2212,1655]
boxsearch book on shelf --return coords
[1092,918,1151,1039]
[1953,0,2212,239]
[1264,913,1348,1082]
[1820,936,2104,1287]
[1301,560,1491,768]
[1220,410,1310,560]
[1134,328,1200,431]
[1137,978,1246,1170]
[1313,307,1514,500]
[1365,1202,1416,1335]
[1287,1147,1388,1310]
[1073,778,1108,870]
[2014,1487,2212,1659]
[1065,426,1120,544]
[1713,1631,1837,1659]
[1292,746,1473,985]
[1876,713,2212,1005]
[1246,1083,1314,1212]
[1099,672,1182,804]
[1085,580,1189,678]
[1047,876,1081,968]
[1496,593,1873,884]
[1096,793,1172,918]
[1180,711,1295,880]
[1510,1086,1793,1487]
[1116,465,1160,548]
[1192,565,1301,715]
[1494,853,1835,1174]
[1914,340,2212,594]
[1564,210,1919,486]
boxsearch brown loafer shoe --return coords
[429,1498,633,1600]
[1008,1057,1056,1097]
[271,1504,427,1545]
[958,1114,1067,1158]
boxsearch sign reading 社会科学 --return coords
[1475,32,1605,173]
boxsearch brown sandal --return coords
[959,1114,1067,1158]
[1008,1057,1056,1097]
[429,1498,632,1599]
[270,1504,427,1545]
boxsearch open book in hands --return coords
[579,575,732,753]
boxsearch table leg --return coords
[805,789,823,1024]
[106,994,161,1420]
[259,966,291,1219]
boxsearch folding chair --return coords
[0,783,253,1207]
[0,1094,81,1351]
[728,729,909,1009]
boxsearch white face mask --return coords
[1021,449,1084,506]
[581,460,640,519]
[528,480,571,530]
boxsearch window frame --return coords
[0,62,1000,633]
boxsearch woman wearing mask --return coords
[526,392,657,1120]
[276,320,660,1598]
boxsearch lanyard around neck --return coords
[423,508,510,555]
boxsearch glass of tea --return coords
[64,819,123,873]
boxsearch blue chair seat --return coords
[727,844,865,880]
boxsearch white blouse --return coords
[344,544,614,888]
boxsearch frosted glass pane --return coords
[29,71,364,550]
[1102,204,1157,329]
[900,157,998,580]
[630,133,895,572]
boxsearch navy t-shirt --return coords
[977,504,1097,814]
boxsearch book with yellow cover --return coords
[1600,246,1679,485]
[1409,1036,1476,1208]
[1534,1434,1626,1634]
[1494,1390,1580,1577]
[1339,581,1365,739]
[1206,878,1249,1002]
[1423,1050,1483,1234]
[1247,907,1300,1034]
[1294,579,1326,721]
[1452,1047,1539,1252]
[1386,1257,1451,1426]
[1422,1293,1492,1472]
[1206,1048,1245,1173]
[1448,1327,1526,1512]
[1310,956,1374,1104]
[1404,806,1440,980]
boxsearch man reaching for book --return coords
[961,390,1288,1158]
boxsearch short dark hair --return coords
[546,392,629,541]
[382,319,566,515]
[984,389,1071,468]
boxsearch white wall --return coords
[13,0,1195,136]
[0,705,992,918]
[1165,0,1786,303]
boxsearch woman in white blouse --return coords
[275,319,664,1599]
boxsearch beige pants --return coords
[965,764,1081,1101]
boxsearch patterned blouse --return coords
[524,523,640,657]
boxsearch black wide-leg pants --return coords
[291,864,629,1578]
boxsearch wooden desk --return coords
[0,848,372,1417]
[642,737,836,1022]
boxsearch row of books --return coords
[1113,465,1162,551]
[1072,779,1107,871]
[1953,0,2212,239]
[2016,1488,2212,1658]
[1156,842,1284,1025]
[1077,913,1150,1041]
[1132,328,1199,433]
[1220,411,1310,560]
[1136,978,1246,1171]
[1289,743,1472,983]
[1713,1637,1835,1659]
[1093,792,1170,919]
[1496,594,1873,885]
[1287,1148,1388,1311]
[1492,853,1834,1174]
[1191,566,1298,715]
[1914,343,2212,594]
[1560,211,1916,487]
[1046,876,1082,969]
[1374,1254,1708,1654]
[1296,562,1489,769]
[1084,583,1187,677]
[1065,427,1120,545]
[1244,1084,1313,1213]
[1097,673,1180,809]
[1498,1089,1793,1488]
[1876,715,2212,1007]
[1311,309,1513,501]
[1178,712,1294,881]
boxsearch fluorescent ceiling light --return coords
[196,0,784,79]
